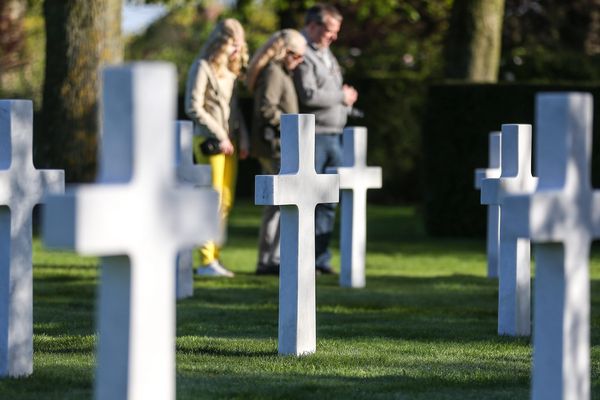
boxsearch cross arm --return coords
[255,174,339,206]
[527,191,572,242]
[39,169,65,195]
[474,169,486,190]
[255,175,277,206]
[475,167,501,190]
[337,166,382,190]
[480,178,500,205]
[0,169,64,206]
[43,186,136,255]
[44,184,220,256]
[503,190,580,242]
[177,164,212,186]
[481,175,539,206]
[165,186,219,247]
[255,174,313,206]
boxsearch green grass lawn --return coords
[2,200,600,399]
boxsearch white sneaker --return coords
[195,261,234,278]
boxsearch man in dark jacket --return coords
[294,3,358,274]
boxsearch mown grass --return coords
[1,200,600,399]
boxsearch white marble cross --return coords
[329,127,381,288]
[503,92,598,400]
[0,100,64,377]
[174,120,212,300]
[255,114,339,356]
[474,131,501,278]
[481,124,537,337]
[42,63,219,400]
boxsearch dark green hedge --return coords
[422,83,600,237]
[350,77,426,203]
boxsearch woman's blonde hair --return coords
[200,18,249,77]
[245,29,305,92]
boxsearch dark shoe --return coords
[316,265,335,275]
[256,263,280,275]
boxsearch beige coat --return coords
[185,58,248,148]
[250,61,299,159]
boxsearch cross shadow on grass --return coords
[33,263,97,336]
[177,274,501,344]
[176,366,530,400]
[176,339,277,357]
[178,272,600,349]
[0,362,93,400]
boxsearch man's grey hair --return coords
[304,3,343,26]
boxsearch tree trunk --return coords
[443,0,505,82]
[41,0,122,182]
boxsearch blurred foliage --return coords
[0,0,45,104]
[337,0,452,80]
[260,0,453,80]
[8,1,600,106]
[125,1,279,93]
[126,0,453,83]
[36,0,600,92]
[21,15,45,103]
[125,3,214,94]
[500,0,600,82]
[1,1,27,71]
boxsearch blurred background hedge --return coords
[422,83,600,237]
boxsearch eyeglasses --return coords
[287,50,304,61]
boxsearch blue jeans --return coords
[314,134,343,268]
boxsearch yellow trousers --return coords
[196,150,238,265]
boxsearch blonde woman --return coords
[185,18,249,277]
[246,29,306,275]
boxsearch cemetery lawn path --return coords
[2,200,600,399]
